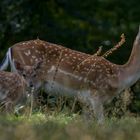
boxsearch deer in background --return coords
[0,70,28,113]
[0,27,140,123]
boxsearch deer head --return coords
[14,60,44,90]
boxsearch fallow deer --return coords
[0,70,28,113]
[0,27,140,122]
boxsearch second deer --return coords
[0,70,28,113]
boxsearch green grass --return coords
[0,113,140,140]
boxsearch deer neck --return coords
[119,28,140,90]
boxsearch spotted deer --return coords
[0,27,140,122]
[0,70,28,113]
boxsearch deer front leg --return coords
[77,91,104,124]
[89,97,104,124]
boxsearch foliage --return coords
[0,0,140,63]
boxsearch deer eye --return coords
[22,74,26,78]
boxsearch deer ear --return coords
[34,60,43,70]
[14,60,23,71]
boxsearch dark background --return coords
[0,0,140,114]
[0,0,140,63]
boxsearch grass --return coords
[0,90,138,140]
[0,112,140,140]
